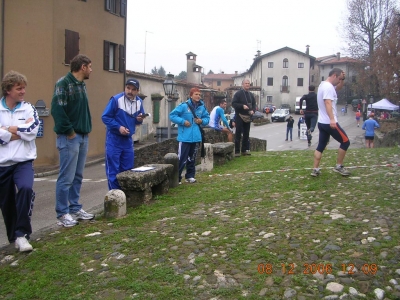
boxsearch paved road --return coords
[0,163,108,247]
[0,110,366,247]
[250,110,365,151]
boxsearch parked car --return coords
[280,104,292,113]
[271,109,290,122]
[251,111,264,120]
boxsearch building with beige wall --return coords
[0,0,126,167]
[203,72,237,91]
[233,47,315,110]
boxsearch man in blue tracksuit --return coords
[170,87,210,184]
[102,79,145,190]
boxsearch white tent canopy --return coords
[370,98,399,111]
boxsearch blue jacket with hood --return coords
[170,99,210,143]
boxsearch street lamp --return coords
[163,73,178,138]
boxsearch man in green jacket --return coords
[50,54,94,227]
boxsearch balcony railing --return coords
[280,85,290,93]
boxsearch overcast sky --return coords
[126,0,348,76]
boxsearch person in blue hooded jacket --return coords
[170,87,210,184]
[102,78,145,190]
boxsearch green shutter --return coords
[153,100,160,123]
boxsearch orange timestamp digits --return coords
[341,263,378,275]
[257,263,378,275]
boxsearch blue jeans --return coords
[55,134,88,218]
[286,127,293,140]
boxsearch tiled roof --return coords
[203,73,236,80]
[319,57,359,65]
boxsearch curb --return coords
[34,157,105,178]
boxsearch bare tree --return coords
[373,12,400,102]
[343,0,398,99]
[345,0,396,59]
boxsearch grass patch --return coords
[1,147,399,299]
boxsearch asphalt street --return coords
[0,109,366,247]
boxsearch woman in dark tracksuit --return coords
[169,88,209,184]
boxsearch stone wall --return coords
[134,128,267,167]
[375,128,400,148]
[378,118,400,134]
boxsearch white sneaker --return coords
[185,178,197,183]
[72,209,95,220]
[57,213,79,227]
[15,235,33,252]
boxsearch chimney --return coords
[305,45,310,55]
[221,71,224,74]
[235,71,238,75]
[337,52,341,60]
[257,50,261,57]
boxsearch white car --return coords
[271,109,290,122]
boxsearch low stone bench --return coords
[212,142,235,166]
[117,164,174,207]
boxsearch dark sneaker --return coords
[15,235,33,252]
[72,209,95,220]
[333,165,350,176]
[234,153,241,157]
[57,213,79,227]
[185,178,196,183]
[310,169,321,177]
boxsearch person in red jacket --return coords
[355,110,361,127]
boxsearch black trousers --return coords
[234,115,251,153]
[0,161,35,243]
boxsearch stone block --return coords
[104,189,126,219]
[212,142,234,166]
[117,164,174,207]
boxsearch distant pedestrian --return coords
[299,85,318,147]
[51,54,95,228]
[285,115,294,141]
[0,71,39,252]
[355,110,361,127]
[362,113,380,148]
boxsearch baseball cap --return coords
[125,78,140,89]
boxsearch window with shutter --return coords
[65,29,79,64]
[119,44,125,73]
[153,100,160,123]
[120,0,127,17]
[297,78,304,86]
[103,41,110,70]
